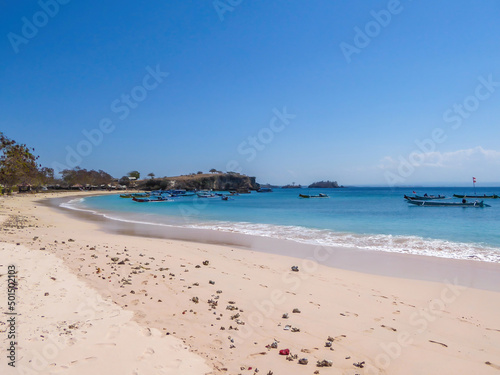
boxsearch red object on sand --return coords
[279,349,290,355]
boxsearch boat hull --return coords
[407,200,489,207]
[132,197,170,202]
[299,194,329,198]
[453,194,499,199]
[404,195,446,201]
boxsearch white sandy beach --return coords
[1,191,500,375]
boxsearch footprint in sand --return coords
[105,324,121,340]
[96,342,117,347]
[138,347,155,360]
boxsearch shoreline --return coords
[48,192,500,292]
[2,191,500,374]
[60,192,500,265]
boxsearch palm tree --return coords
[148,172,155,179]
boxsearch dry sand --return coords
[1,191,500,375]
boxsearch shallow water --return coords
[63,187,500,263]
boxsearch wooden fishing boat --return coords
[407,200,490,207]
[121,193,150,198]
[404,194,447,201]
[130,193,150,198]
[453,194,499,199]
[132,196,170,202]
[197,192,217,198]
[299,193,329,198]
[169,190,196,197]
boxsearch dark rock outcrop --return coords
[139,173,259,192]
[308,180,341,188]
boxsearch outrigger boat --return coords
[407,200,490,207]
[404,194,447,201]
[453,177,499,199]
[197,192,217,198]
[120,192,150,198]
[132,196,170,202]
[299,193,329,198]
[453,194,499,199]
[170,190,196,197]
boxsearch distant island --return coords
[139,172,259,192]
[259,183,280,189]
[308,180,343,188]
[282,183,302,189]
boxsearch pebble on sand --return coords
[317,359,333,367]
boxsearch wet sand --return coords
[47,194,500,292]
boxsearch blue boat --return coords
[132,196,170,202]
[197,191,217,198]
[170,189,196,197]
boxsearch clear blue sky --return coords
[2,0,500,186]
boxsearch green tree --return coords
[209,168,217,174]
[60,168,113,188]
[128,170,140,179]
[148,172,155,179]
[32,167,55,190]
[0,133,40,192]
[119,176,131,187]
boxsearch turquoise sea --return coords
[63,187,500,263]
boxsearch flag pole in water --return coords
[472,177,477,195]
